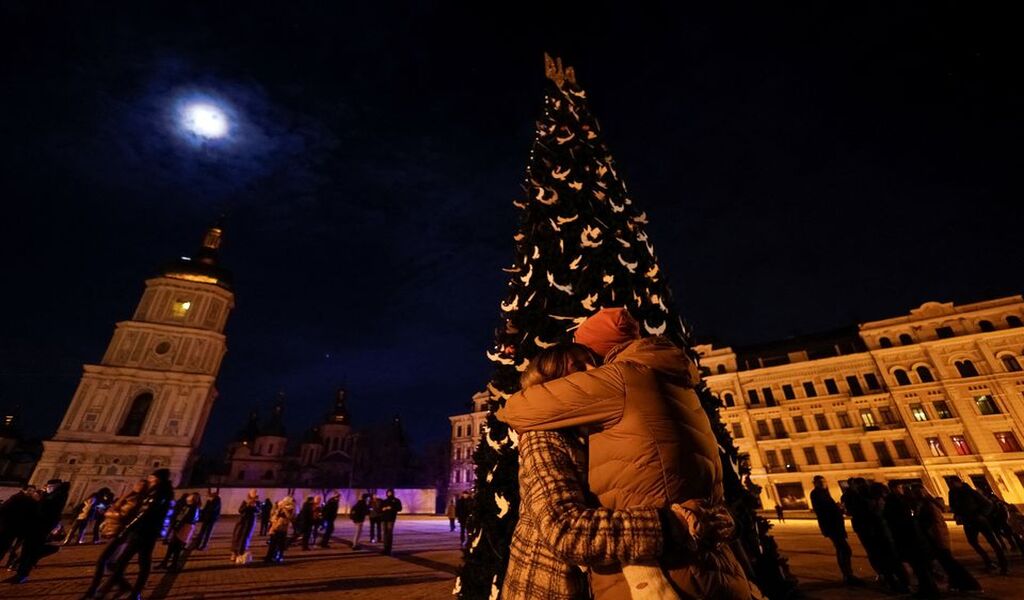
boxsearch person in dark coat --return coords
[909,485,981,592]
[841,477,908,593]
[259,497,273,536]
[350,493,369,550]
[320,493,340,548]
[455,490,471,546]
[7,479,69,584]
[158,492,200,572]
[378,489,402,555]
[0,487,38,566]
[809,476,861,586]
[190,490,221,551]
[231,489,260,564]
[91,469,175,600]
[881,483,939,598]
[983,489,1024,554]
[367,492,381,543]
[948,477,1007,574]
[298,496,316,550]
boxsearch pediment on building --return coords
[910,301,954,319]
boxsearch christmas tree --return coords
[456,55,795,599]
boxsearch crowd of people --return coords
[810,473,1024,597]
[0,473,409,599]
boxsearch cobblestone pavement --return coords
[5,516,1024,599]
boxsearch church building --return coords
[30,225,234,501]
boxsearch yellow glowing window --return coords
[172,300,193,319]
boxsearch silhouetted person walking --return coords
[909,485,981,592]
[190,490,221,551]
[810,476,861,586]
[949,477,1007,574]
[379,489,402,555]
[350,494,369,550]
[320,493,339,548]
[881,483,939,598]
[259,498,272,536]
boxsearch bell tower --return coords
[31,223,235,499]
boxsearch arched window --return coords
[1008,315,1023,328]
[899,333,914,345]
[979,320,995,332]
[955,360,979,378]
[717,364,727,374]
[723,392,735,408]
[1002,355,1022,373]
[915,366,935,383]
[879,337,893,348]
[117,392,153,437]
[893,369,911,386]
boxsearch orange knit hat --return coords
[574,308,640,359]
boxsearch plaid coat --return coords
[501,430,664,600]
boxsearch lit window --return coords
[995,431,1022,453]
[859,409,877,428]
[926,437,946,457]
[172,299,192,319]
[950,435,972,456]
[910,403,929,422]
[933,400,953,419]
[975,395,1000,415]
[1002,356,1022,372]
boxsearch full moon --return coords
[181,102,229,139]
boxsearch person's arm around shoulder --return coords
[497,364,627,432]
[520,431,664,566]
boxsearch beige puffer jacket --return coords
[499,336,759,600]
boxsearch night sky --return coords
[1,2,1020,453]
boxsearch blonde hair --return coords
[520,343,597,389]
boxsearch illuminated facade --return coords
[31,225,234,501]
[447,390,490,504]
[698,296,1024,509]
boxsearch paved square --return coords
[5,516,1024,598]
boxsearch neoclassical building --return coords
[447,390,489,503]
[699,295,1024,509]
[31,225,234,501]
